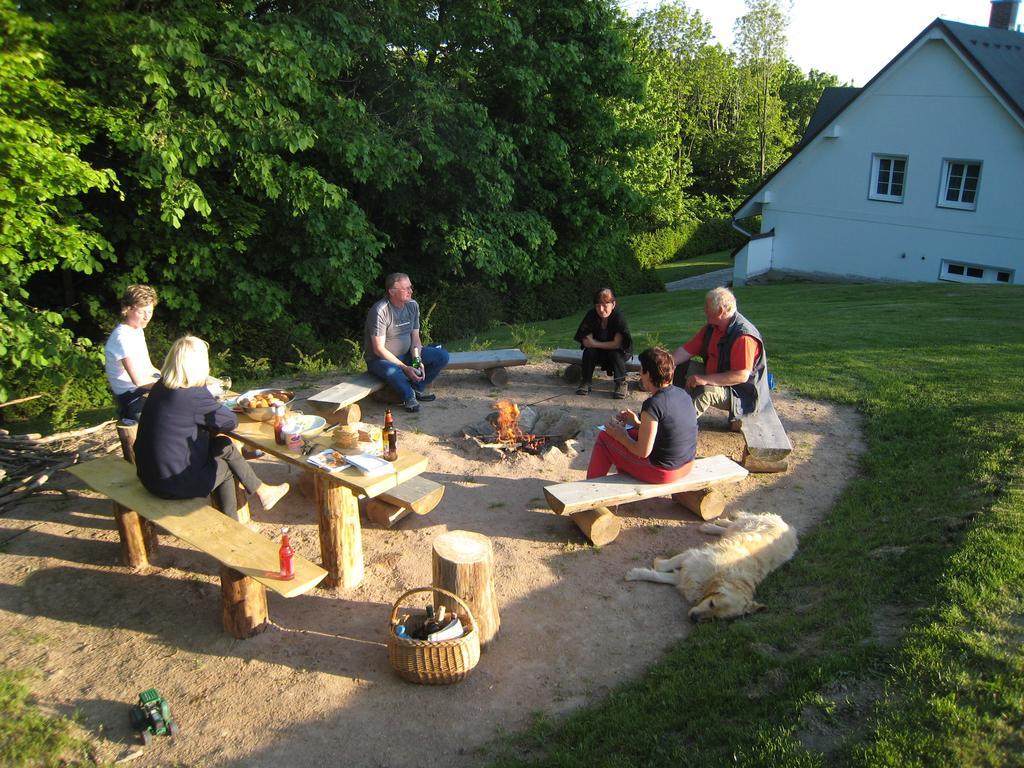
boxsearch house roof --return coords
[941,19,1024,122]
[796,87,860,148]
[734,18,1024,221]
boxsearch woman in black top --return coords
[135,336,289,522]
[574,287,632,399]
[587,347,697,483]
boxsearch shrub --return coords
[630,225,695,268]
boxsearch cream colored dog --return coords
[625,512,797,621]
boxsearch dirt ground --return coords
[0,362,864,767]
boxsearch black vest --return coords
[699,311,770,417]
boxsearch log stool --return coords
[432,530,500,650]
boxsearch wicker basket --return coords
[387,587,481,684]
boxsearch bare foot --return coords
[257,482,290,511]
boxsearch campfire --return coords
[463,400,581,459]
[494,400,549,454]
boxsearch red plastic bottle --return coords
[278,527,294,580]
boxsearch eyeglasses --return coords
[595,301,614,307]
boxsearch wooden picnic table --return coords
[228,416,427,589]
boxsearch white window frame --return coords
[868,154,908,203]
[939,260,1013,285]
[937,159,981,211]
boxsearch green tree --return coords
[618,1,715,229]
[734,0,794,180]
[0,1,117,404]
[779,63,842,142]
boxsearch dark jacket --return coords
[574,307,633,355]
[698,311,770,418]
[135,381,238,499]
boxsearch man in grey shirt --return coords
[364,272,450,413]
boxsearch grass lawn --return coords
[654,250,733,284]
[466,282,1024,767]
[5,282,1023,766]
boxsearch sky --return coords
[619,0,1007,86]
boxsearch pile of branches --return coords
[0,421,116,512]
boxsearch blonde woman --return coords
[134,336,289,522]
[104,284,161,421]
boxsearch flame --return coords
[495,399,522,444]
[494,399,549,452]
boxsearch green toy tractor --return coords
[128,688,179,745]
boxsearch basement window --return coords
[940,260,1014,284]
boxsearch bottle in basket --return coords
[383,408,398,462]
[278,527,294,580]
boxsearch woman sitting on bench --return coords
[134,336,289,524]
[587,347,697,483]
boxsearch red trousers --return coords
[586,429,694,483]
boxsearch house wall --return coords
[734,234,774,285]
[749,36,1024,284]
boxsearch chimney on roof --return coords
[989,0,1020,30]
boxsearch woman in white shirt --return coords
[104,284,161,421]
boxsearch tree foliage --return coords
[1,0,840,421]
[0,1,117,403]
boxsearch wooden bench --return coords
[68,454,328,639]
[551,348,641,385]
[736,398,792,473]
[544,454,748,545]
[447,348,528,386]
[364,476,445,528]
[307,348,528,421]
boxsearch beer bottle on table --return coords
[383,408,398,461]
[278,527,294,580]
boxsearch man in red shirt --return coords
[671,287,771,421]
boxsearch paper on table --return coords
[307,448,350,472]
[344,453,394,477]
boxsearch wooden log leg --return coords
[564,363,582,385]
[113,502,150,569]
[742,448,789,473]
[114,420,159,559]
[672,488,725,521]
[570,506,621,546]
[116,420,138,465]
[314,402,362,427]
[365,499,413,528]
[432,530,501,650]
[219,565,268,638]
[485,366,509,387]
[315,474,363,589]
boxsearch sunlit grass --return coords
[654,250,733,284]
[472,282,1024,767]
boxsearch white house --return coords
[732,0,1024,287]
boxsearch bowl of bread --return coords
[237,389,294,421]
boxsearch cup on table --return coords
[366,425,383,456]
